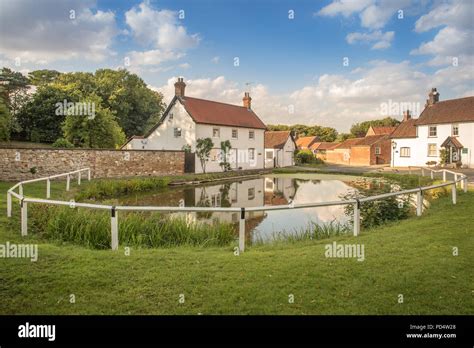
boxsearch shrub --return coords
[52,138,74,148]
[295,149,314,164]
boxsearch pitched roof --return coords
[296,136,320,148]
[367,126,397,135]
[353,134,388,146]
[310,142,338,151]
[441,136,464,149]
[334,137,364,149]
[264,131,293,149]
[181,96,267,129]
[390,118,417,138]
[416,96,474,125]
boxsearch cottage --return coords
[122,78,267,173]
[310,142,338,160]
[391,89,474,168]
[366,126,396,136]
[264,131,296,168]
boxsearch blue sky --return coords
[0,0,472,131]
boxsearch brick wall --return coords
[0,148,184,181]
[370,139,392,165]
[325,149,350,164]
[350,146,371,166]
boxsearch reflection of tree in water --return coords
[196,187,213,219]
[219,183,232,208]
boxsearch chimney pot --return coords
[403,110,411,121]
[427,87,439,106]
[174,77,186,97]
[243,92,252,109]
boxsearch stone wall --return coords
[0,148,184,181]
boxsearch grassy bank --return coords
[0,178,472,314]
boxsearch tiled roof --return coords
[416,96,474,125]
[390,118,417,138]
[264,131,293,149]
[334,137,364,149]
[181,96,267,129]
[296,136,320,148]
[353,134,388,146]
[441,136,464,149]
[368,126,397,135]
[310,142,338,150]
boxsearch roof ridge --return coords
[184,96,247,109]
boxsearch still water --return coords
[118,173,362,242]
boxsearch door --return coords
[184,152,195,173]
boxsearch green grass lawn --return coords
[0,179,472,315]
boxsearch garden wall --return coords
[0,148,184,181]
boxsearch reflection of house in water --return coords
[264,177,296,205]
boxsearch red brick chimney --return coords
[243,92,252,109]
[426,87,439,107]
[174,77,186,97]
[403,110,411,121]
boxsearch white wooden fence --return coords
[6,167,469,252]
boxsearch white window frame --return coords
[249,130,255,140]
[375,146,381,155]
[428,126,437,137]
[249,148,255,161]
[452,124,459,136]
[400,147,410,158]
[173,127,182,138]
[427,143,437,157]
[232,129,238,139]
[212,127,220,138]
[248,187,255,200]
[265,150,273,160]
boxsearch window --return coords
[248,187,255,200]
[168,113,173,122]
[249,130,255,139]
[265,150,273,160]
[452,124,459,136]
[232,129,238,139]
[429,126,437,137]
[211,193,221,207]
[400,147,410,157]
[375,146,381,155]
[210,149,220,162]
[249,148,255,161]
[212,127,220,138]
[427,144,437,157]
[173,127,181,138]
[265,180,274,190]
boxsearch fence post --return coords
[78,172,81,185]
[239,208,246,252]
[21,199,27,236]
[87,169,91,181]
[353,200,360,236]
[416,189,423,216]
[7,192,12,217]
[66,175,70,191]
[452,183,457,205]
[111,207,118,250]
[454,174,458,188]
[421,168,424,176]
[46,178,51,199]
[430,170,434,179]
[19,184,23,196]
[443,171,446,182]
[463,177,468,193]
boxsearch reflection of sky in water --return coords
[252,179,353,242]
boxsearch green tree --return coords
[16,85,73,142]
[196,138,214,174]
[62,95,125,148]
[94,69,166,137]
[0,67,31,133]
[0,93,11,141]
[219,140,232,171]
[28,70,61,86]
[336,132,355,142]
[350,117,400,138]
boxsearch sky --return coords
[0,0,473,132]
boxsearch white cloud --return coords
[127,50,184,66]
[125,2,200,50]
[154,60,473,132]
[179,63,191,69]
[0,0,118,65]
[346,30,394,49]
[211,56,220,64]
[411,0,474,66]
[318,0,374,18]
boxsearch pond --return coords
[118,173,365,243]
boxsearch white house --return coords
[122,78,267,173]
[264,131,296,168]
[391,89,474,168]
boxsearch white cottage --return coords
[391,89,474,168]
[122,78,267,173]
[264,131,296,168]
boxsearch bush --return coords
[52,138,74,148]
[295,149,314,164]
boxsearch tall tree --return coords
[28,69,61,86]
[62,95,125,148]
[196,138,214,174]
[0,67,31,133]
[0,88,11,141]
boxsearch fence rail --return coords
[6,167,469,252]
